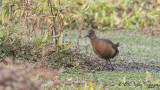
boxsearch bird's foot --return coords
[111,67,115,71]
[95,58,99,62]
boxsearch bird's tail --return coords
[112,42,120,58]
[115,42,120,47]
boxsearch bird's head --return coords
[84,30,97,40]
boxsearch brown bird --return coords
[85,30,119,70]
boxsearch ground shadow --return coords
[84,58,160,73]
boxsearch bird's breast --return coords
[91,40,115,59]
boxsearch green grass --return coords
[59,68,160,89]
[65,30,160,63]
[57,30,160,89]
[60,69,145,84]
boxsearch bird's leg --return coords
[105,60,109,65]
[103,59,109,70]
[108,59,114,71]
[104,59,109,66]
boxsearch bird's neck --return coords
[89,35,97,40]
[90,37,98,45]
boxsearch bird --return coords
[85,30,119,70]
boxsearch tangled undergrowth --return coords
[1,40,160,73]
[0,40,94,69]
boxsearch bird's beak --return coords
[84,34,89,38]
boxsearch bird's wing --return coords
[100,38,119,57]
[99,39,115,46]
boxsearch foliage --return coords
[0,0,82,45]
[0,0,160,89]
[0,0,76,62]
[77,0,160,30]
[44,0,160,30]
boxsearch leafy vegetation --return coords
[0,0,160,89]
